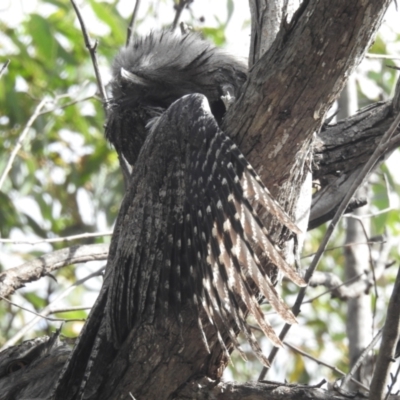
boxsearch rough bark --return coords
[310,75,400,227]
[248,0,299,67]
[178,380,400,399]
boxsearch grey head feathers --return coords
[106,30,247,167]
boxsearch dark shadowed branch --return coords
[70,0,107,103]
[0,60,10,78]
[126,0,141,46]
[370,267,400,399]
[171,0,192,31]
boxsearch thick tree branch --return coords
[310,77,400,227]
[227,0,391,198]
[177,380,400,399]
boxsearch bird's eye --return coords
[7,360,28,374]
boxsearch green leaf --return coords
[89,0,126,45]
[27,14,57,67]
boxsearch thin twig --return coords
[303,271,365,304]
[370,267,400,399]
[38,94,96,116]
[302,240,385,259]
[341,329,382,389]
[48,305,92,314]
[284,341,369,391]
[259,111,400,381]
[385,362,400,400]
[0,59,10,78]
[171,0,191,31]
[366,53,400,61]
[0,91,94,190]
[70,0,107,103]
[351,216,378,300]
[1,265,105,350]
[0,296,86,323]
[0,231,112,245]
[126,0,141,46]
[0,243,109,298]
[0,97,48,191]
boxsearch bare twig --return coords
[38,94,96,116]
[0,296,86,323]
[341,329,382,389]
[48,305,92,314]
[1,265,105,350]
[304,271,366,303]
[347,215,379,300]
[385,362,400,400]
[259,111,400,381]
[0,231,112,245]
[70,0,107,103]
[0,243,109,298]
[370,267,400,399]
[366,53,400,61]
[171,0,192,31]
[126,0,141,46]
[302,240,386,259]
[284,341,369,391]
[0,59,10,78]
[0,97,48,191]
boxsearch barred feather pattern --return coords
[105,94,305,367]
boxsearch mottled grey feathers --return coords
[106,30,247,167]
[53,32,304,400]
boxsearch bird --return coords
[0,330,70,400]
[52,30,306,399]
[103,30,306,364]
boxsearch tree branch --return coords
[0,243,109,298]
[310,75,400,227]
[126,0,141,46]
[177,379,400,399]
[0,60,10,78]
[0,97,48,191]
[370,267,400,399]
[261,105,400,379]
[171,0,192,31]
[1,265,104,350]
[70,0,107,103]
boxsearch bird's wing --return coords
[106,93,305,365]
